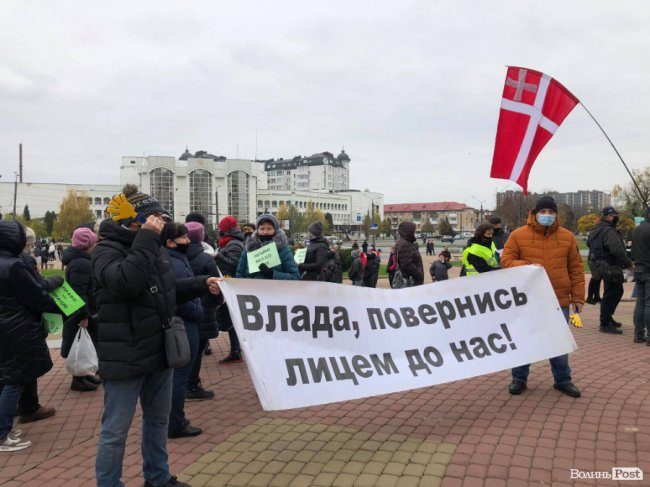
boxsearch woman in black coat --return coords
[0,221,63,451]
[61,227,101,392]
[299,221,330,281]
[185,222,222,400]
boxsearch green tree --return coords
[23,204,31,221]
[44,211,57,235]
[52,189,94,240]
[14,216,46,239]
[618,214,636,239]
[420,220,435,233]
[578,213,599,234]
[361,213,372,238]
[276,203,291,231]
[324,212,334,234]
[612,167,650,217]
[304,202,325,232]
[438,218,455,236]
[380,217,393,237]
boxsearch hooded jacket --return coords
[501,210,585,307]
[214,228,245,277]
[91,220,209,380]
[587,220,632,269]
[187,241,222,339]
[362,253,380,288]
[0,221,54,384]
[348,250,364,282]
[632,218,650,273]
[396,221,424,285]
[61,245,98,358]
[300,236,330,281]
[236,227,300,280]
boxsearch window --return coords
[103,197,110,205]
[95,210,102,218]
[228,170,250,222]
[258,200,263,207]
[150,167,175,219]
[412,212,421,221]
[189,169,212,222]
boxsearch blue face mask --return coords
[536,214,556,227]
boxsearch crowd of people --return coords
[1,187,649,486]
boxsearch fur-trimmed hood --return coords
[246,229,289,251]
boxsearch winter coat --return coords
[0,221,54,384]
[91,221,209,381]
[331,252,343,284]
[587,221,632,269]
[236,230,300,280]
[187,241,222,339]
[168,248,203,324]
[430,260,452,281]
[299,237,330,281]
[632,219,650,273]
[501,210,585,307]
[214,228,245,277]
[362,254,380,288]
[396,222,424,285]
[61,246,98,358]
[462,237,500,275]
[348,254,364,282]
[492,228,509,250]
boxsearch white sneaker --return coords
[8,429,23,440]
[0,436,31,452]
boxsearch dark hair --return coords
[474,222,493,239]
[161,222,187,245]
[185,212,206,225]
[488,215,502,225]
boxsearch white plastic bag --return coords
[66,328,99,377]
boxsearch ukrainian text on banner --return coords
[219,266,577,411]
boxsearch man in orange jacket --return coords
[501,196,584,398]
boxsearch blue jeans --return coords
[96,368,173,487]
[169,322,199,433]
[0,383,25,439]
[512,307,572,385]
[633,272,650,340]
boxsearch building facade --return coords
[263,150,350,192]
[496,190,611,214]
[384,202,477,233]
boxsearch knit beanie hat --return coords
[185,221,205,243]
[534,196,558,213]
[72,227,98,250]
[308,221,324,238]
[185,212,207,225]
[256,214,280,231]
[219,215,239,234]
[121,184,169,221]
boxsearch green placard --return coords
[294,248,307,264]
[49,281,85,317]
[247,242,281,274]
[42,313,64,334]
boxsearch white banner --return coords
[219,266,577,411]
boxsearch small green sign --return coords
[294,248,307,264]
[247,242,281,274]
[42,313,64,334]
[49,281,85,317]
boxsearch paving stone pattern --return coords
[1,282,649,486]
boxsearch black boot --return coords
[204,343,212,356]
[600,325,623,335]
[554,382,581,398]
[508,381,527,395]
[70,377,97,392]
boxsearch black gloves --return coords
[258,264,274,279]
[298,264,306,272]
[43,275,64,292]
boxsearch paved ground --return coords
[1,281,649,487]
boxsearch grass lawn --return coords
[41,269,64,277]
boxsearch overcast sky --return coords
[1,1,648,209]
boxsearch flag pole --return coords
[580,102,647,206]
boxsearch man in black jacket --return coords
[488,215,509,251]
[299,221,330,281]
[396,221,424,286]
[93,186,221,487]
[632,208,650,344]
[587,207,633,335]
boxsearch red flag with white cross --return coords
[491,67,579,193]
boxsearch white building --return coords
[263,150,350,192]
[0,182,120,221]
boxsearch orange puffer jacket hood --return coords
[501,210,585,307]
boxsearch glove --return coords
[43,276,64,292]
[569,313,583,328]
[107,193,139,222]
[298,264,306,272]
[258,264,274,279]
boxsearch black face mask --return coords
[480,236,493,246]
[174,243,189,255]
[259,234,273,242]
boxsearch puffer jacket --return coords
[236,229,300,280]
[501,210,585,307]
[61,245,98,358]
[0,221,54,384]
[299,237,330,281]
[187,242,222,340]
[91,221,209,380]
[396,221,424,285]
[214,228,245,277]
[168,248,203,324]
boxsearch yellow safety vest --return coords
[462,242,499,276]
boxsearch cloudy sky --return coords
[1,1,648,208]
